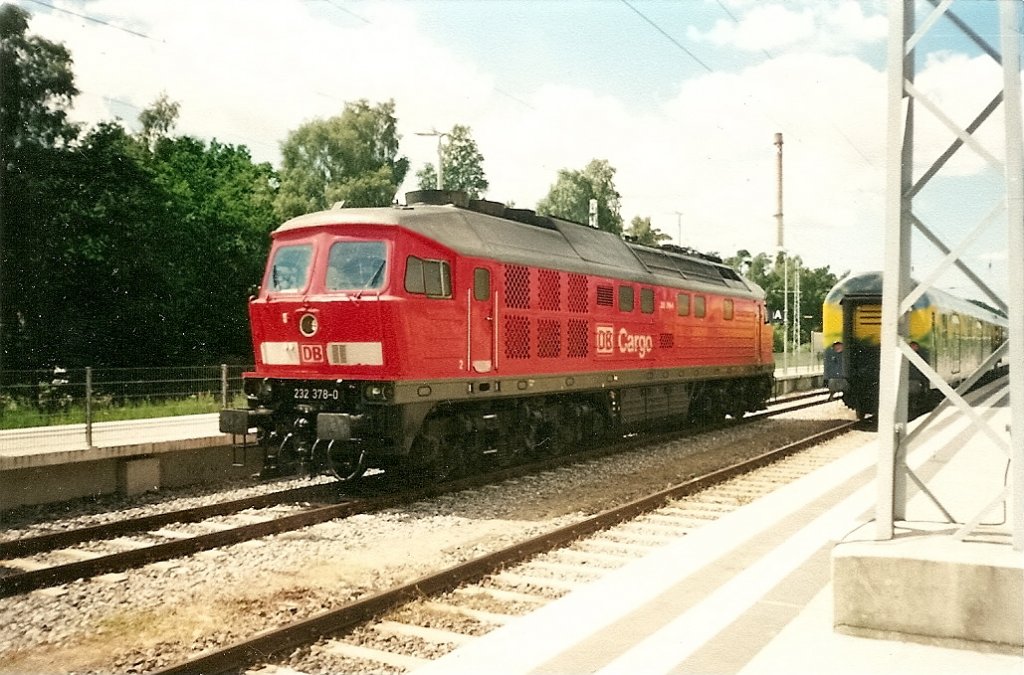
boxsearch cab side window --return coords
[677,293,690,316]
[405,256,451,298]
[619,286,634,312]
[640,288,655,314]
[474,268,490,301]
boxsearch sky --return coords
[7,0,1020,300]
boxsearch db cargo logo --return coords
[595,325,654,359]
[596,325,615,354]
[300,344,325,363]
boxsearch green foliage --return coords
[0,5,79,159]
[625,216,670,246]
[536,159,623,235]
[724,249,845,347]
[415,125,489,199]
[138,92,180,150]
[274,99,409,218]
[416,162,438,190]
[0,392,244,430]
[0,10,280,369]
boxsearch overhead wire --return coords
[21,0,159,41]
[622,0,877,170]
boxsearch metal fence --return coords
[0,365,251,445]
[773,350,824,376]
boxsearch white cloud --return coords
[13,0,1009,283]
[692,1,886,54]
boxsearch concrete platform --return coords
[832,380,1021,653]
[0,415,258,511]
[411,379,1021,675]
[0,372,824,512]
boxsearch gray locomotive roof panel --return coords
[275,204,762,300]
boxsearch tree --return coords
[416,124,488,199]
[625,216,670,246]
[144,135,278,361]
[0,5,79,161]
[536,159,623,235]
[138,92,180,150]
[724,249,844,351]
[1,5,81,370]
[274,99,409,219]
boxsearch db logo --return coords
[596,325,615,355]
[300,344,325,363]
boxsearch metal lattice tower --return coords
[878,0,1024,550]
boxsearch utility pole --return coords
[775,132,787,373]
[415,130,449,190]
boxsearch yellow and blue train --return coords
[822,271,1008,418]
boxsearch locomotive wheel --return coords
[407,433,463,484]
[325,441,367,482]
[553,409,579,455]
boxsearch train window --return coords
[619,286,634,312]
[677,293,690,316]
[326,241,387,291]
[641,288,655,314]
[405,257,425,294]
[694,295,706,318]
[474,268,490,301]
[723,299,734,320]
[268,243,313,293]
[405,256,452,298]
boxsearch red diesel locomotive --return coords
[220,191,774,480]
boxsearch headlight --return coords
[363,383,391,401]
[299,313,319,337]
[258,378,273,401]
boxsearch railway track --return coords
[154,415,862,675]
[0,389,834,600]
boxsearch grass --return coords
[0,393,246,430]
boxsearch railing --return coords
[773,351,824,377]
[1,356,824,451]
[0,365,251,448]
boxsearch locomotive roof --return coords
[824,271,1008,326]
[275,193,763,299]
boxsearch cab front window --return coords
[268,244,313,293]
[326,241,388,291]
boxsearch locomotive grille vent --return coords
[504,315,531,359]
[505,264,531,309]
[539,269,561,311]
[855,305,882,326]
[660,333,674,348]
[596,285,614,307]
[567,319,588,358]
[854,304,883,341]
[537,319,561,358]
[568,274,588,313]
[327,342,384,366]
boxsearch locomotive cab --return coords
[223,218,413,477]
[821,271,1006,420]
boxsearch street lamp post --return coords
[415,129,449,190]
